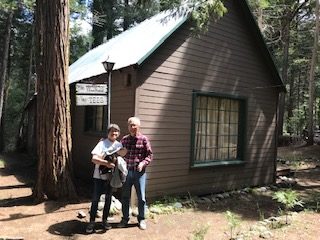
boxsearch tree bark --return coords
[123,0,129,31]
[33,0,77,201]
[0,11,13,130]
[287,70,294,135]
[306,0,320,145]
[278,17,290,136]
[16,23,36,151]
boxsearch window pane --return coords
[95,106,104,131]
[84,106,106,132]
[193,93,243,165]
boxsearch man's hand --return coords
[137,162,144,172]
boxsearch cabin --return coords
[68,0,285,198]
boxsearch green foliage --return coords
[4,83,27,151]
[308,192,320,212]
[0,158,4,168]
[273,189,304,210]
[273,189,304,224]
[0,0,35,12]
[0,0,16,10]
[149,196,183,214]
[121,0,159,24]
[70,0,87,16]
[69,24,92,63]
[248,0,270,9]
[190,0,227,33]
[160,0,181,10]
[189,224,210,240]
[225,210,241,239]
[285,108,307,136]
[159,0,227,34]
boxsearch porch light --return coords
[102,61,115,73]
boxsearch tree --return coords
[90,0,117,47]
[307,0,320,145]
[0,3,14,136]
[249,0,318,138]
[33,0,77,201]
[0,9,13,151]
[158,0,226,33]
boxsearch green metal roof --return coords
[69,10,188,84]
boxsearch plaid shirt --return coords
[121,133,153,170]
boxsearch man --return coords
[86,124,126,234]
[118,116,153,230]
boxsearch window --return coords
[84,106,107,132]
[191,91,246,167]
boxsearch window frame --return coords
[190,90,247,168]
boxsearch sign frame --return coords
[76,95,108,106]
[75,83,108,94]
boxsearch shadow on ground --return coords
[48,219,88,236]
[47,220,138,237]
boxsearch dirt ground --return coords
[1,145,320,240]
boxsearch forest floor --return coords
[0,144,320,240]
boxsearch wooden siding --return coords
[71,68,136,180]
[136,0,279,198]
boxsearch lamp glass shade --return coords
[102,61,115,72]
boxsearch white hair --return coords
[128,116,141,126]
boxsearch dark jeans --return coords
[89,178,112,223]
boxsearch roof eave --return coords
[136,15,189,66]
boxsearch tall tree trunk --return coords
[16,24,36,151]
[278,18,290,136]
[287,70,294,135]
[307,0,320,146]
[123,0,129,31]
[297,70,302,135]
[33,0,77,201]
[0,11,13,130]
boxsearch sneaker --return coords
[139,220,147,230]
[117,219,128,228]
[86,222,95,234]
[102,221,112,230]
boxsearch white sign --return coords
[76,83,108,94]
[76,95,107,106]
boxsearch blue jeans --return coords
[89,178,112,223]
[121,170,146,222]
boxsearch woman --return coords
[86,123,126,233]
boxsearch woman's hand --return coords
[105,161,115,168]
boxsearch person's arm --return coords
[91,154,115,168]
[137,137,153,172]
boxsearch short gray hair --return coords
[107,123,120,133]
[128,117,141,126]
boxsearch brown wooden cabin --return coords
[69,0,285,199]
